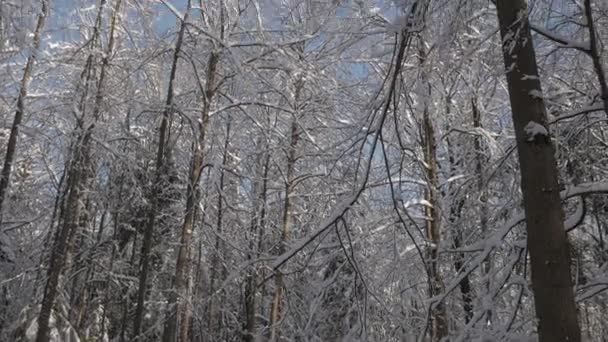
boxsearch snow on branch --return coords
[550,104,605,123]
[441,181,608,308]
[159,0,186,22]
[271,192,360,270]
[531,24,591,53]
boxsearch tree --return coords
[0,0,48,219]
[132,3,190,339]
[495,0,581,340]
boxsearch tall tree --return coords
[35,0,122,340]
[495,1,581,341]
[161,43,218,342]
[132,3,191,339]
[0,0,48,219]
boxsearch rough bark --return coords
[132,4,190,339]
[496,1,581,341]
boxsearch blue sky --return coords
[50,0,180,40]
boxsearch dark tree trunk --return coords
[0,0,48,218]
[496,1,581,341]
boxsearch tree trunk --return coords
[583,0,608,117]
[422,107,447,341]
[243,142,270,342]
[496,1,581,340]
[207,118,233,341]
[133,4,190,339]
[0,0,48,219]
[162,45,217,342]
[35,0,116,339]
[472,98,492,324]
[269,116,300,342]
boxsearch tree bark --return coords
[496,1,581,341]
[422,107,447,341]
[207,118,233,341]
[162,45,217,342]
[583,0,608,117]
[269,116,300,342]
[0,0,48,219]
[0,2,48,335]
[417,36,447,341]
[35,0,116,339]
[472,98,492,324]
[133,3,190,339]
[243,141,270,342]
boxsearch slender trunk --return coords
[422,108,447,341]
[162,45,218,342]
[472,99,492,324]
[444,95,474,325]
[451,215,473,324]
[243,145,270,342]
[35,0,115,339]
[207,120,232,340]
[269,117,300,342]
[496,1,581,340]
[0,0,48,219]
[584,0,608,116]
[132,3,190,338]
[417,37,447,340]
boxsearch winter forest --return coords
[1,0,608,341]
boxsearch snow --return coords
[523,121,548,141]
[159,0,186,22]
[271,192,360,270]
[550,104,605,123]
[531,24,591,51]
[402,198,433,209]
[528,89,543,99]
[521,74,539,81]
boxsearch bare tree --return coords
[133,3,191,339]
[0,0,48,219]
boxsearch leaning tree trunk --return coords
[35,0,115,340]
[0,0,48,219]
[0,1,48,336]
[132,4,190,339]
[496,1,581,341]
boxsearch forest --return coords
[0,0,607,341]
